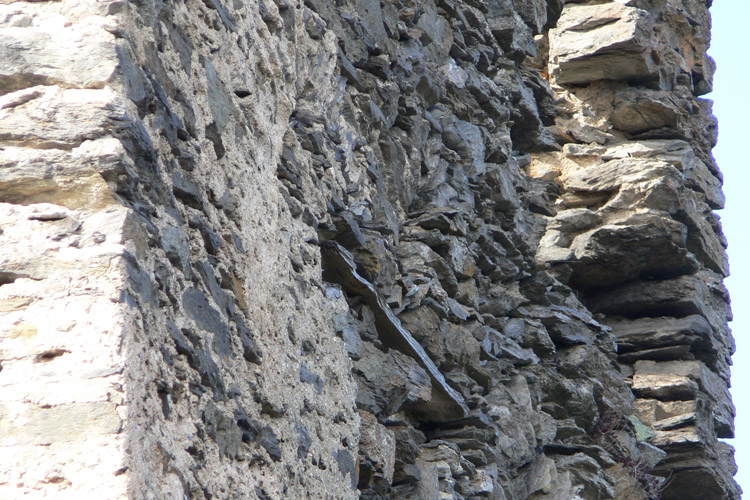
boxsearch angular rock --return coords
[608,315,729,378]
[357,410,396,487]
[0,6,118,94]
[568,213,698,288]
[586,272,732,340]
[321,241,468,421]
[354,342,432,418]
[549,3,658,85]
[632,360,734,438]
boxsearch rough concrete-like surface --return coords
[0,0,738,499]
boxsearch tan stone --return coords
[0,296,33,313]
[0,401,121,445]
[549,3,657,84]
[6,321,36,339]
[358,410,396,484]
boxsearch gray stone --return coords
[300,362,324,395]
[357,410,396,487]
[568,213,698,287]
[162,225,191,276]
[203,402,243,459]
[259,425,282,462]
[0,0,735,497]
[549,3,658,85]
[0,7,118,94]
[333,448,357,489]
[354,342,431,418]
[182,287,231,353]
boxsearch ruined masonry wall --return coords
[0,0,739,499]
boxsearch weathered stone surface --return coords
[652,443,741,500]
[357,410,396,488]
[608,315,731,378]
[354,342,432,418]
[587,273,731,328]
[0,140,122,209]
[0,401,121,445]
[0,3,119,94]
[0,0,735,498]
[322,240,468,420]
[549,3,657,85]
[632,360,734,438]
[600,140,724,209]
[567,213,697,287]
[0,86,127,149]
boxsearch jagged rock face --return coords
[0,1,738,500]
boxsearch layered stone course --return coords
[0,0,738,499]
[535,1,737,498]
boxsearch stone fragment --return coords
[300,363,324,395]
[296,424,312,460]
[632,360,734,437]
[354,342,431,418]
[679,193,729,276]
[332,448,357,489]
[555,452,615,500]
[547,208,601,234]
[562,158,679,201]
[650,443,741,500]
[607,315,729,377]
[634,398,698,429]
[396,240,459,295]
[0,401,121,445]
[182,288,231,350]
[568,212,698,287]
[514,0,548,34]
[610,87,681,134]
[549,2,657,85]
[162,225,191,276]
[357,410,396,486]
[234,405,260,444]
[0,6,118,93]
[487,5,537,61]
[321,241,468,420]
[203,402,243,459]
[0,86,128,150]
[332,307,364,360]
[445,238,477,280]
[172,172,204,209]
[636,441,666,468]
[600,139,724,209]
[259,425,282,462]
[586,272,732,339]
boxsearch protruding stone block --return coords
[549,3,658,85]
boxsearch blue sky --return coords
[709,0,750,492]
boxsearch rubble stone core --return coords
[0,0,738,499]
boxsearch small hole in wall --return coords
[34,348,70,363]
[0,271,29,287]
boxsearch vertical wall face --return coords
[0,1,739,500]
[538,2,738,498]
[116,2,362,498]
[0,1,132,497]
[0,0,361,498]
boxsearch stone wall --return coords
[0,0,738,499]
